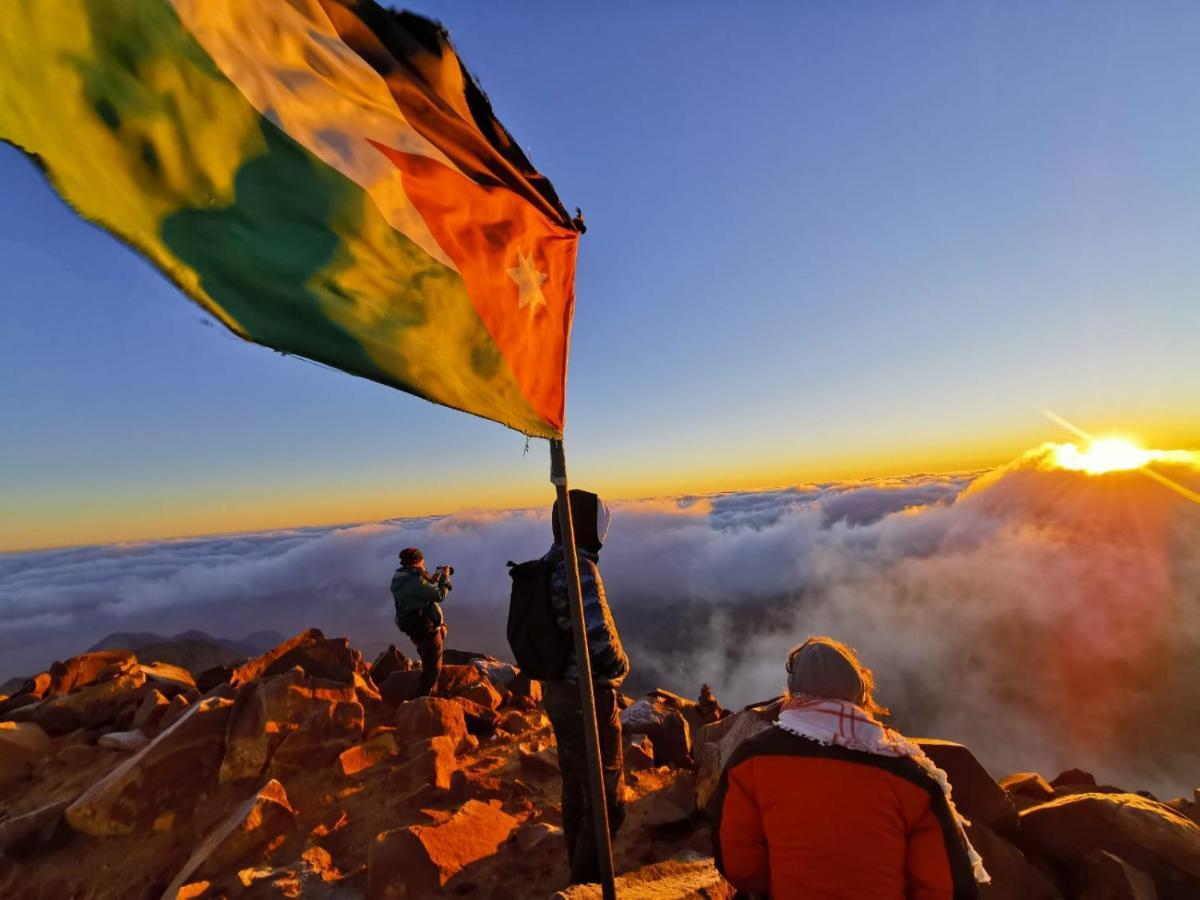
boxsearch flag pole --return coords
[550,438,618,900]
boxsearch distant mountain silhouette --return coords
[86,629,285,672]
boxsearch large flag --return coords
[0,0,581,437]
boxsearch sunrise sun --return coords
[1051,437,1154,475]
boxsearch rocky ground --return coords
[1,629,1198,899]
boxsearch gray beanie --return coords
[786,637,882,711]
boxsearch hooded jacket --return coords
[390,566,448,634]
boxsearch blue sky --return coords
[2,1,1198,549]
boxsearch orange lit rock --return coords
[15,672,147,735]
[1002,772,1057,805]
[160,779,296,898]
[621,696,692,768]
[393,696,467,748]
[47,649,138,696]
[220,669,363,783]
[1075,849,1157,900]
[388,735,457,794]
[138,662,197,694]
[259,636,362,685]
[462,679,503,711]
[65,696,234,837]
[367,800,518,897]
[228,628,324,686]
[1021,792,1200,883]
[551,857,734,899]
[379,670,423,706]
[133,689,171,731]
[158,693,191,731]
[338,731,402,776]
[435,664,485,697]
[369,645,410,686]
[625,733,656,772]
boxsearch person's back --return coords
[713,726,976,899]
[710,637,984,900]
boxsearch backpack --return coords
[506,558,572,680]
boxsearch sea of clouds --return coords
[2,445,1198,795]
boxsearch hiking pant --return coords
[544,680,625,885]
[405,624,444,697]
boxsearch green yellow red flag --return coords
[0,0,581,437]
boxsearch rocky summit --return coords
[1,630,1198,899]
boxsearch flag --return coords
[0,0,581,438]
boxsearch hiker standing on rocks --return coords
[709,636,988,900]
[390,546,452,697]
[542,490,630,886]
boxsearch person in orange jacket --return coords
[709,637,988,900]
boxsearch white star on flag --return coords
[507,249,548,314]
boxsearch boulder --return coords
[228,628,325,686]
[552,857,734,899]
[367,800,519,897]
[1020,792,1200,885]
[379,670,423,706]
[47,649,138,695]
[433,664,486,698]
[369,645,410,685]
[160,779,296,899]
[509,672,542,703]
[1050,768,1098,789]
[138,662,196,694]
[196,662,237,693]
[132,689,171,731]
[462,679,503,711]
[0,721,50,787]
[0,692,42,720]
[354,671,382,703]
[387,736,457,794]
[470,657,520,687]
[220,669,363,783]
[694,704,776,809]
[158,693,192,731]
[19,671,54,699]
[518,745,560,778]
[621,697,693,767]
[512,821,562,853]
[66,696,234,836]
[259,636,362,686]
[16,671,147,735]
[1074,850,1158,900]
[624,733,656,771]
[1002,772,1056,803]
[338,731,402,777]
[456,698,499,738]
[917,739,1019,839]
[98,729,151,752]
[393,696,467,748]
[0,799,72,860]
[965,820,1062,899]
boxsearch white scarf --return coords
[777,696,990,885]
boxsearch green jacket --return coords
[390,566,448,635]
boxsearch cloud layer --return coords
[2,444,1198,795]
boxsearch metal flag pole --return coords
[549,438,618,900]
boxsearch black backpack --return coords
[506,558,572,680]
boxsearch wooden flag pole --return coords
[549,438,618,900]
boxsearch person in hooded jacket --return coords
[541,489,630,886]
[390,546,450,697]
[709,636,986,900]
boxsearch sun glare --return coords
[1051,438,1154,475]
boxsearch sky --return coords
[2,1,1198,551]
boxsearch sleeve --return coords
[905,794,979,900]
[714,762,771,896]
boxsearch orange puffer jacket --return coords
[710,727,979,900]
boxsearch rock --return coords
[624,733,656,771]
[228,628,325,686]
[0,692,42,719]
[17,671,147,735]
[0,721,50,787]
[138,662,196,694]
[435,664,486,697]
[160,779,296,899]
[221,669,363,782]
[393,696,467,748]
[518,745,560,777]
[47,649,138,696]
[1002,772,1056,803]
[19,672,54,699]
[1051,768,1098,789]
[448,770,505,804]
[462,679,503,711]
[509,672,542,703]
[917,739,1020,839]
[965,820,1062,899]
[621,697,693,767]
[1074,850,1158,900]
[98,729,151,752]
[158,693,191,731]
[196,662,237,693]
[370,645,410,685]
[642,777,700,829]
[552,856,734,899]
[388,736,456,795]
[338,731,401,776]
[367,799,519,897]
[66,696,234,836]
[354,671,382,703]
[1020,792,1200,884]
[470,657,520,687]
[259,636,362,685]
[456,697,500,738]
[379,670,423,706]
[693,704,776,809]
[0,799,72,860]
[512,821,562,853]
[132,689,171,731]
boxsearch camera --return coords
[434,565,454,584]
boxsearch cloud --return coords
[2,445,1198,795]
